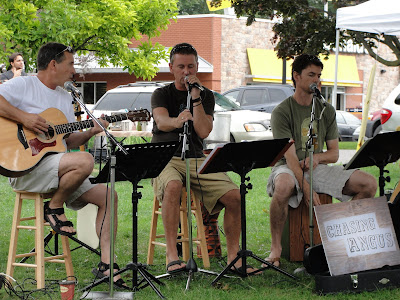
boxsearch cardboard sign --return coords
[314,197,400,276]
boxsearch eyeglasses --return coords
[53,46,73,60]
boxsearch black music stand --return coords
[197,139,298,285]
[82,141,179,299]
[344,131,400,196]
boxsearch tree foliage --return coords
[0,0,178,79]
[178,0,210,15]
[211,0,400,66]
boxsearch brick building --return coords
[75,14,400,114]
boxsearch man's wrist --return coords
[191,96,202,104]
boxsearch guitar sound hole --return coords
[37,125,55,141]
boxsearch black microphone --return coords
[309,83,322,98]
[185,76,204,91]
[64,81,82,96]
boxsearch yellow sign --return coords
[206,0,231,11]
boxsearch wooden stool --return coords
[7,191,74,289]
[147,188,210,268]
[282,194,332,262]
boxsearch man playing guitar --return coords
[0,42,126,287]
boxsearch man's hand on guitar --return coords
[23,113,49,134]
[90,114,109,135]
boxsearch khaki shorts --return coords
[267,164,357,208]
[152,156,239,214]
[9,153,96,210]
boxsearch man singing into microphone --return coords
[263,54,377,268]
[0,42,126,287]
[0,52,27,82]
[151,43,259,275]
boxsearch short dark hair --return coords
[37,42,75,70]
[169,43,198,64]
[291,54,323,87]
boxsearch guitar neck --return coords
[54,113,130,134]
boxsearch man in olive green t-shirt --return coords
[263,54,377,269]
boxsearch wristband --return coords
[193,101,203,107]
[192,97,202,104]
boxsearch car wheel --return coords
[373,125,382,136]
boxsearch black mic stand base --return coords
[155,259,231,292]
[81,183,165,299]
[211,249,297,285]
[211,171,298,286]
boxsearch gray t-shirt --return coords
[151,82,214,157]
[0,70,27,81]
[271,96,338,166]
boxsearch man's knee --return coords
[362,172,378,197]
[346,171,377,197]
[219,189,240,209]
[70,152,94,175]
[163,180,183,203]
[273,173,295,200]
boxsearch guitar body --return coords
[0,108,68,177]
[0,107,150,177]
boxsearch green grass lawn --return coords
[0,141,399,299]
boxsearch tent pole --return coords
[333,29,340,109]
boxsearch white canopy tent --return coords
[334,0,400,146]
[336,0,400,35]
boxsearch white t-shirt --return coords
[0,76,75,123]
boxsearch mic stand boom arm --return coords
[70,91,128,156]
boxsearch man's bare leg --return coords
[266,173,295,267]
[45,152,94,234]
[162,180,186,272]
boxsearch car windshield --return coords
[213,91,241,111]
[94,92,139,111]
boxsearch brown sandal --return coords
[44,201,76,237]
[261,257,280,269]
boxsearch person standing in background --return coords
[1,52,27,82]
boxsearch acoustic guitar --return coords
[0,107,151,177]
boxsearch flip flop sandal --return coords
[166,260,186,274]
[228,264,259,277]
[44,201,76,237]
[261,257,281,269]
[92,261,128,289]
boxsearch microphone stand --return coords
[181,88,197,290]
[306,94,317,248]
[70,91,128,299]
[306,92,326,249]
